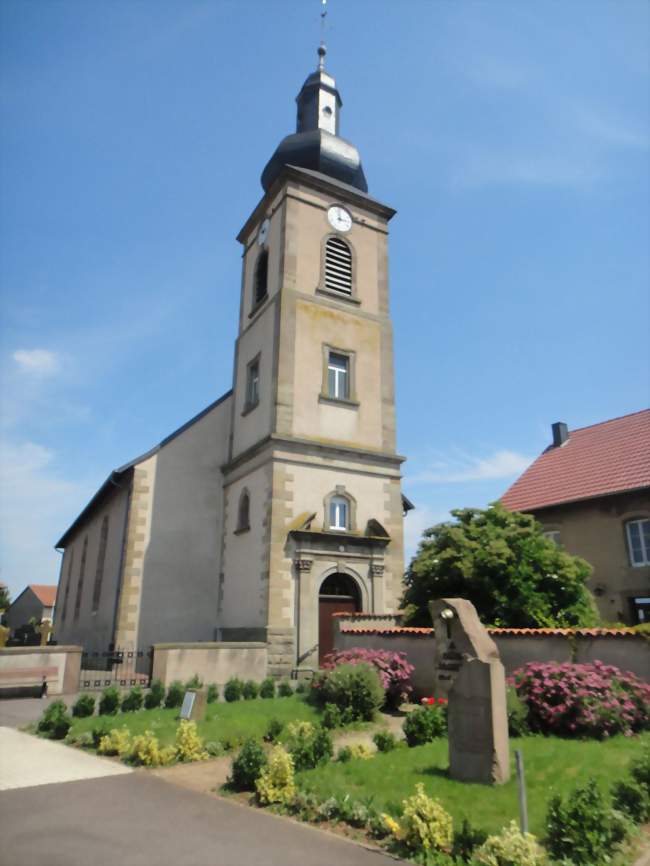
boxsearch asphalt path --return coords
[0,770,400,866]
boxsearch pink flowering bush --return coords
[510,661,650,739]
[321,648,414,709]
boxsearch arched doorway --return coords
[318,572,361,665]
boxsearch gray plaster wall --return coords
[575,635,649,680]
[137,396,232,649]
[6,590,51,634]
[54,482,131,654]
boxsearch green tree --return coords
[402,503,598,628]
[0,584,10,618]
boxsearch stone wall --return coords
[333,618,650,695]
[152,642,268,688]
[0,646,82,696]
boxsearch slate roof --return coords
[28,585,57,607]
[501,409,650,513]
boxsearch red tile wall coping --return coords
[338,625,643,638]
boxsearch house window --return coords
[324,236,352,295]
[329,496,349,531]
[254,249,268,306]
[244,356,260,412]
[60,548,74,623]
[327,352,349,400]
[91,515,109,613]
[74,536,88,622]
[236,490,250,533]
[544,530,561,546]
[626,518,650,566]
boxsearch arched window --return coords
[319,572,360,602]
[254,249,268,306]
[237,489,250,533]
[324,237,352,295]
[324,487,357,533]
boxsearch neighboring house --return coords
[53,52,411,674]
[501,410,650,625]
[6,584,57,635]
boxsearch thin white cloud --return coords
[0,440,89,598]
[12,349,60,377]
[578,109,649,151]
[452,152,600,190]
[408,449,532,485]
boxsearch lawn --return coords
[69,695,320,747]
[296,732,650,837]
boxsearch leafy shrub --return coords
[506,685,528,737]
[277,680,293,697]
[121,686,143,713]
[37,700,72,740]
[72,693,96,718]
[611,778,650,823]
[511,661,650,738]
[545,778,630,865]
[98,685,120,716]
[337,743,373,762]
[264,718,283,743]
[98,726,132,757]
[164,681,184,709]
[175,719,208,762]
[144,679,165,710]
[295,680,308,695]
[309,663,384,721]
[630,746,650,794]
[284,721,333,771]
[69,731,94,749]
[373,730,397,752]
[452,818,488,861]
[472,820,548,865]
[403,705,447,747]
[242,680,259,700]
[91,721,113,748]
[322,648,415,709]
[205,740,223,757]
[382,783,453,854]
[184,674,203,689]
[256,745,296,805]
[229,738,267,791]
[224,677,244,702]
[129,730,175,767]
[206,683,219,704]
[259,677,275,699]
[321,703,342,729]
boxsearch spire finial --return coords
[318,0,327,70]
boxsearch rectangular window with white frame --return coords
[626,518,650,566]
[328,352,349,400]
[244,355,260,413]
[543,530,561,546]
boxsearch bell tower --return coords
[218,46,405,676]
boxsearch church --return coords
[52,45,410,677]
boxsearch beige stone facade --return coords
[534,490,650,624]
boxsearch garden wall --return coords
[332,616,649,695]
[152,642,268,687]
[0,645,83,696]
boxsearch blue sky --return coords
[1,0,648,600]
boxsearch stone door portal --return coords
[318,572,361,665]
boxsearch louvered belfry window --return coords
[325,237,352,294]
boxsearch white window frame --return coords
[244,355,260,413]
[543,530,561,547]
[327,352,349,400]
[329,496,349,531]
[626,518,650,567]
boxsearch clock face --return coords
[327,205,352,233]
[257,218,270,246]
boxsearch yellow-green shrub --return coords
[129,730,176,767]
[472,820,548,866]
[175,719,208,762]
[382,783,453,852]
[98,726,132,758]
[256,745,296,805]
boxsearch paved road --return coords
[0,695,63,728]
[0,772,398,866]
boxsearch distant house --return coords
[501,410,650,625]
[6,584,57,635]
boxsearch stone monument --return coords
[429,598,510,785]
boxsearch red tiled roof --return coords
[501,409,650,512]
[29,585,57,607]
